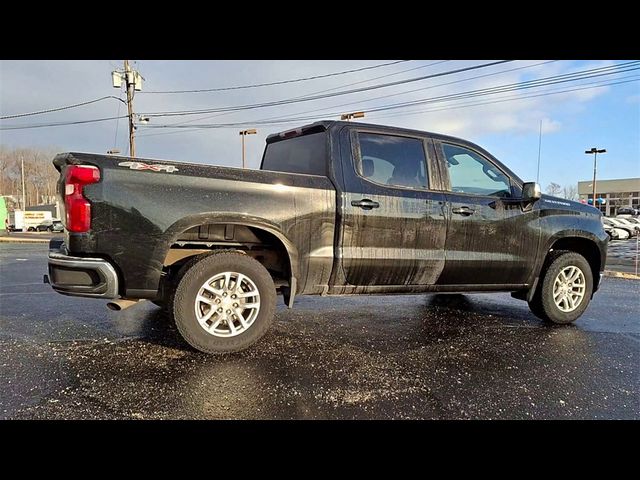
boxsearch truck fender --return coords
[153,212,300,300]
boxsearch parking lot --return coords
[0,242,638,419]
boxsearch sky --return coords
[1,60,639,190]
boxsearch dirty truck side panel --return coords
[335,125,448,288]
[432,138,541,285]
[59,153,336,298]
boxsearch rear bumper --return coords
[46,238,120,299]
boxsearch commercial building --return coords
[577,177,640,216]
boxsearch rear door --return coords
[337,126,447,286]
[435,140,540,285]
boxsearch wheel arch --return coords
[532,231,605,296]
[152,212,299,300]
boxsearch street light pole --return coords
[239,129,257,168]
[21,155,26,210]
[585,147,606,209]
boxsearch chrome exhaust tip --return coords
[106,299,140,311]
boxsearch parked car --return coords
[621,217,640,226]
[604,217,637,237]
[32,219,64,232]
[45,120,609,355]
[616,207,639,217]
[51,220,64,232]
[602,218,632,239]
[604,225,619,240]
[613,227,630,239]
[614,217,640,233]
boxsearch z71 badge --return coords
[118,161,179,173]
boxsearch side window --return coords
[357,133,428,189]
[442,143,511,197]
[261,132,327,175]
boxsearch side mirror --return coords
[522,182,541,201]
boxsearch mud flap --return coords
[282,276,297,309]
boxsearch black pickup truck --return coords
[46,120,608,354]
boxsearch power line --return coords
[290,60,451,98]
[141,63,640,128]
[366,76,640,120]
[136,75,639,136]
[6,61,635,134]
[276,61,558,121]
[144,61,453,130]
[0,96,125,120]
[113,85,124,150]
[197,60,557,130]
[232,61,636,126]
[141,60,514,118]
[142,60,410,94]
[355,61,640,115]
[11,63,625,134]
[0,115,128,131]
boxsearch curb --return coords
[603,270,640,280]
[0,236,50,244]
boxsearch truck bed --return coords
[53,152,337,298]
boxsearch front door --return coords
[435,141,540,285]
[338,128,447,287]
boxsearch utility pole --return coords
[585,147,606,209]
[113,61,144,157]
[124,60,136,158]
[20,155,26,210]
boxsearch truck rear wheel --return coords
[172,251,276,354]
[528,251,593,324]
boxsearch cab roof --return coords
[266,120,470,145]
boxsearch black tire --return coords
[47,226,53,232]
[172,251,276,354]
[528,251,593,324]
[27,227,35,232]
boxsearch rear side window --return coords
[357,133,428,189]
[261,132,327,175]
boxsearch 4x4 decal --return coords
[118,161,179,173]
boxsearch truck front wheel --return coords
[172,251,276,354]
[528,251,593,324]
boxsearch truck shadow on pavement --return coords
[91,293,625,420]
[131,293,554,355]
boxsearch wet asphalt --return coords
[0,243,638,420]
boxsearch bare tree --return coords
[0,146,61,209]
[562,185,578,201]
[546,182,562,196]
[609,192,632,212]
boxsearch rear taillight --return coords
[65,165,100,233]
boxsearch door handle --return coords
[351,199,380,210]
[451,206,475,216]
